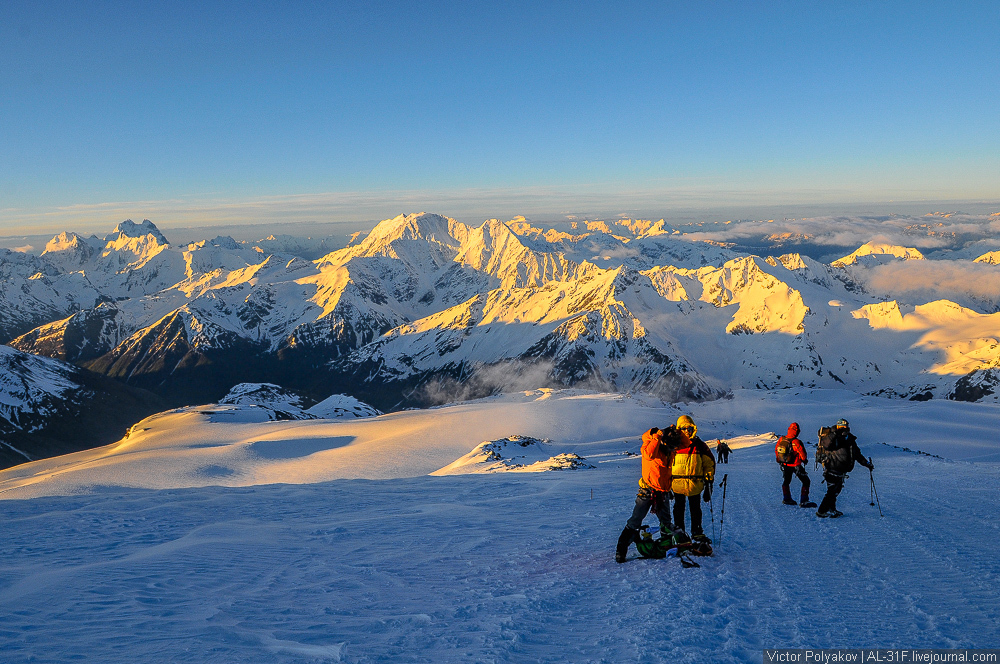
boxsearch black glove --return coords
[867,458,875,470]
[702,487,712,502]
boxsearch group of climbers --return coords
[616,416,873,563]
[615,415,717,563]
[775,418,873,518]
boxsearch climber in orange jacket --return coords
[615,425,686,563]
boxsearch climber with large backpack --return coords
[669,415,716,545]
[816,419,873,518]
[615,425,686,563]
[775,422,816,508]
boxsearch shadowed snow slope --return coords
[0,389,998,662]
[0,390,672,496]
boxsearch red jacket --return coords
[640,427,676,491]
[775,423,808,467]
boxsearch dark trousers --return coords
[781,464,811,502]
[625,488,671,532]
[672,493,704,536]
[718,450,729,463]
[818,472,845,513]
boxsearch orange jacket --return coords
[639,427,676,492]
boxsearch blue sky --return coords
[2,1,999,234]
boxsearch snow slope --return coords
[1,389,998,662]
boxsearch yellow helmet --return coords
[676,415,697,436]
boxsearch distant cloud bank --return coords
[4,183,998,241]
[685,211,1000,256]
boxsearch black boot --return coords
[615,527,637,563]
[817,493,835,517]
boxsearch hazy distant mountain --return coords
[974,250,1000,265]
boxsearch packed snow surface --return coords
[2,389,998,662]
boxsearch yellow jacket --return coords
[670,436,716,496]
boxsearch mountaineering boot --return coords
[782,484,795,505]
[673,530,692,545]
[800,489,816,508]
[828,509,843,518]
[692,533,712,544]
[616,527,637,563]
[800,500,818,508]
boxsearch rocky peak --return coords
[104,219,169,246]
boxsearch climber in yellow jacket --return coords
[670,415,716,544]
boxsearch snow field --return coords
[1,390,998,662]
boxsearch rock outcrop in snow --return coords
[218,382,315,420]
[306,394,382,419]
[433,435,594,474]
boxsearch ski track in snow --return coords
[2,437,999,663]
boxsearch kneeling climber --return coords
[615,425,685,563]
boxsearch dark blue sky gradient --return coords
[2,1,999,229]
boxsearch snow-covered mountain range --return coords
[5,214,998,413]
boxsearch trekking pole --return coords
[718,474,729,548]
[709,487,716,543]
[868,458,883,517]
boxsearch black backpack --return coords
[818,427,854,473]
[816,427,837,467]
